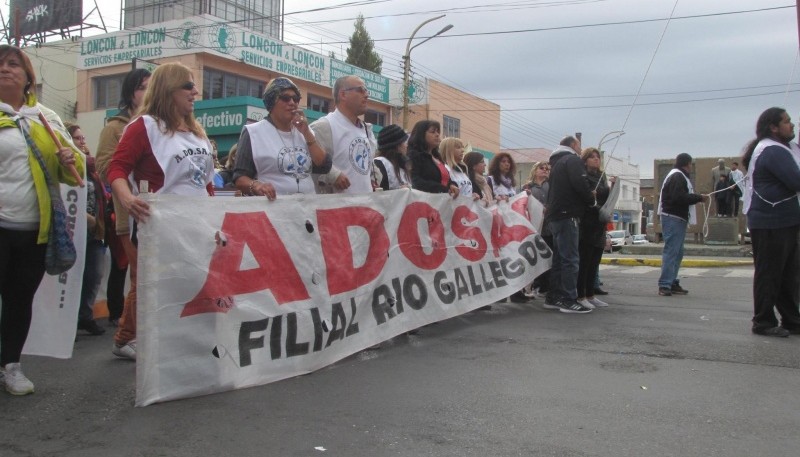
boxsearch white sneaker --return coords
[577,298,595,310]
[588,297,609,307]
[4,363,34,395]
[112,340,137,360]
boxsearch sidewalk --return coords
[601,243,753,268]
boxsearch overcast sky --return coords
[284,0,799,178]
[6,0,798,178]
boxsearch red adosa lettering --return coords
[317,207,389,296]
[397,202,447,270]
[490,205,534,257]
[451,205,487,261]
[181,212,309,317]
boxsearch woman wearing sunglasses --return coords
[234,77,327,199]
[106,62,215,360]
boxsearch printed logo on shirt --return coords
[349,137,372,175]
[187,155,210,188]
[278,146,311,180]
[174,147,210,163]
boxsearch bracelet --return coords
[248,180,260,196]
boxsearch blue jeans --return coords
[548,218,580,301]
[658,215,687,289]
[78,239,106,323]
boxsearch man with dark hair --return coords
[542,135,595,313]
[742,107,800,337]
[657,153,707,296]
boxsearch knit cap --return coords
[378,124,408,150]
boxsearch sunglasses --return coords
[180,81,196,91]
[278,93,301,103]
[343,86,369,95]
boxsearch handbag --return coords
[16,118,77,275]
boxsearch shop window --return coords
[308,94,331,113]
[202,68,263,101]
[93,74,126,110]
[364,110,386,127]
[443,115,460,138]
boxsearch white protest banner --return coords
[24,182,87,358]
[136,190,551,406]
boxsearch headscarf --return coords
[262,77,301,112]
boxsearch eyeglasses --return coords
[278,94,301,103]
[343,86,369,95]
[180,81,196,91]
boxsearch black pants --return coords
[533,234,553,293]
[106,249,127,321]
[751,225,800,331]
[577,242,603,299]
[0,228,47,366]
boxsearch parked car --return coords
[632,234,648,245]
[608,230,633,251]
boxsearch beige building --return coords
[23,13,500,164]
[402,78,500,157]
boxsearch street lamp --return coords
[402,16,453,130]
[598,130,625,152]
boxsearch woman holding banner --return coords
[0,45,85,395]
[440,137,479,201]
[233,77,327,198]
[408,120,459,198]
[107,63,215,360]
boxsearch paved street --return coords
[2,263,798,457]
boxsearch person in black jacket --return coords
[543,136,595,313]
[407,120,458,197]
[657,153,707,296]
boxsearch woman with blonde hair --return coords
[107,62,215,360]
[440,137,479,200]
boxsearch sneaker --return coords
[112,340,137,360]
[542,295,559,310]
[78,319,106,336]
[593,287,609,296]
[752,326,790,337]
[556,299,593,314]
[671,284,689,295]
[4,363,34,395]
[588,297,609,308]
[577,298,595,310]
[658,287,672,296]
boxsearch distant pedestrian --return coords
[742,107,800,337]
[714,174,731,217]
[657,153,707,296]
[576,148,612,309]
[728,161,744,216]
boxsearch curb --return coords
[600,258,753,268]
